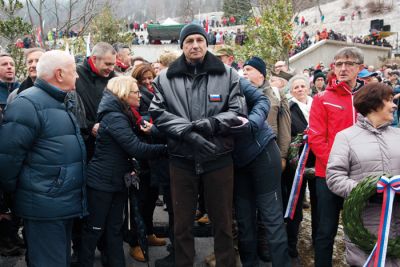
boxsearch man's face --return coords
[182,34,207,63]
[217,55,234,66]
[274,61,288,74]
[118,48,132,67]
[315,77,325,89]
[333,57,363,85]
[243,65,264,85]
[26,51,44,80]
[0,56,15,82]
[60,60,79,91]
[93,52,116,77]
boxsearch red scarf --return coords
[130,106,153,126]
[116,59,129,71]
[87,57,100,76]
[146,85,155,94]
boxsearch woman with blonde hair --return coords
[79,76,167,267]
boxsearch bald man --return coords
[0,50,87,267]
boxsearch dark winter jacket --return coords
[287,100,315,167]
[149,52,247,174]
[0,78,87,220]
[0,80,19,109]
[17,76,34,94]
[86,89,167,192]
[138,85,170,186]
[233,78,275,168]
[75,58,116,134]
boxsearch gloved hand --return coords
[183,131,216,160]
[192,118,217,136]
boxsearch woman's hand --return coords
[140,120,153,135]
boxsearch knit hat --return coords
[179,24,208,49]
[313,70,326,84]
[244,56,267,77]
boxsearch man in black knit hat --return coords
[150,23,248,266]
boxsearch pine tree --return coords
[222,0,252,22]
[236,0,294,69]
[0,0,32,79]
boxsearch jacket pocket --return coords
[322,101,344,110]
[47,167,67,197]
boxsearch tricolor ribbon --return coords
[284,135,310,219]
[363,175,400,267]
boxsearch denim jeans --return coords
[234,140,291,267]
[314,177,343,267]
[24,218,73,267]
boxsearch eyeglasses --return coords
[130,90,140,96]
[334,61,361,68]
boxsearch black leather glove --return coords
[183,131,216,160]
[192,118,217,136]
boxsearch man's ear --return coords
[55,68,63,82]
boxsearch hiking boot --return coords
[195,210,203,221]
[155,252,175,267]
[147,234,166,246]
[197,214,210,225]
[205,252,216,267]
[129,246,145,262]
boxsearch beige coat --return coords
[327,114,400,266]
[259,82,291,159]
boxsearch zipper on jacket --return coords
[322,101,344,110]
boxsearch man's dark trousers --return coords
[170,162,235,267]
[24,218,73,267]
[314,177,343,267]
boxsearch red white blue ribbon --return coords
[363,175,400,267]
[284,136,310,220]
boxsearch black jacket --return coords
[75,58,115,133]
[86,90,167,192]
[0,78,87,220]
[288,101,315,167]
[149,52,247,173]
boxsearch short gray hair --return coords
[91,42,116,57]
[288,74,310,92]
[24,48,45,60]
[334,47,364,64]
[36,50,75,79]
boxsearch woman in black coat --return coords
[282,75,317,258]
[79,76,167,267]
[127,64,169,262]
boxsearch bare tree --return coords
[26,0,46,48]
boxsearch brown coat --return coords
[259,82,291,159]
[327,115,400,266]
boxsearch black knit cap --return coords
[244,56,267,77]
[179,23,208,49]
[313,70,326,84]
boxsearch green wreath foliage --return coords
[342,175,400,258]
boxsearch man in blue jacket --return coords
[0,50,87,266]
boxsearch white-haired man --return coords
[0,50,87,266]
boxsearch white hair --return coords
[36,50,75,79]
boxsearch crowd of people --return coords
[291,27,393,57]
[1,22,400,267]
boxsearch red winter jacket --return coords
[308,81,358,178]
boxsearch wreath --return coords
[342,175,400,258]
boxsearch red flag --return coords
[205,17,209,33]
[36,27,43,47]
